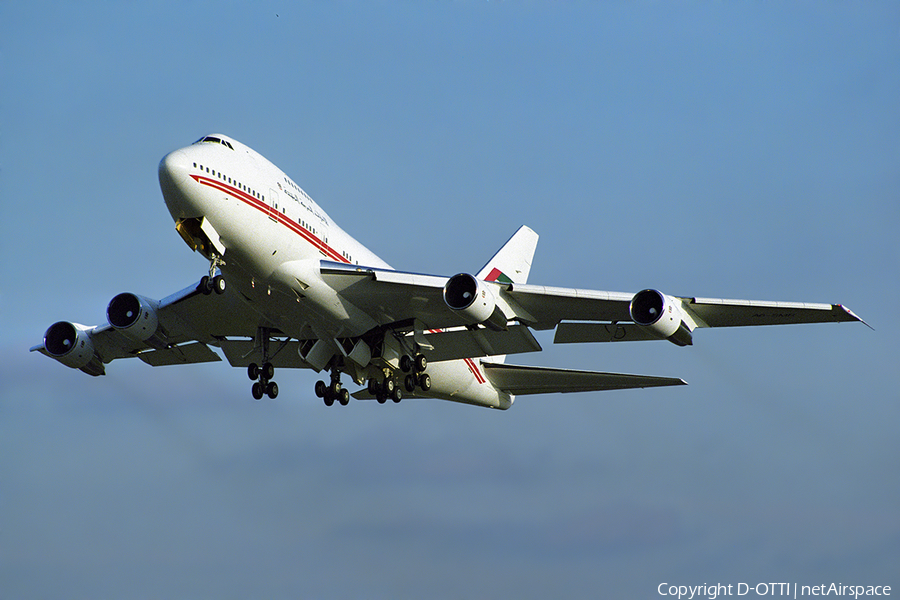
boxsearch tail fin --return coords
[473,226,538,367]
[476,225,539,285]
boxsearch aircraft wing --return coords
[31,280,263,375]
[320,261,866,348]
[318,262,472,330]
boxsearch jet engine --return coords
[43,321,97,369]
[443,273,508,331]
[629,289,694,346]
[107,293,159,341]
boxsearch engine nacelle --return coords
[629,289,694,346]
[443,273,507,331]
[43,321,97,369]
[107,293,159,341]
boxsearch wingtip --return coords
[838,304,874,330]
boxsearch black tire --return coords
[418,373,431,391]
[339,389,350,406]
[251,382,264,400]
[382,378,395,394]
[399,355,413,373]
[248,363,259,380]
[263,362,275,380]
[376,394,386,405]
[367,378,378,395]
[324,391,335,407]
[213,274,226,295]
[391,387,402,403]
[414,354,428,372]
[266,381,278,399]
[329,381,342,397]
[200,276,212,295]
[404,374,417,392]
[315,380,327,398]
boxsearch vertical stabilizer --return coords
[474,226,538,369]
[476,225,539,285]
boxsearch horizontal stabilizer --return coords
[481,362,686,395]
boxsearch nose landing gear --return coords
[199,254,227,295]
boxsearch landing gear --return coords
[248,361,278,399]
[367,374,402,404]
[317,366,350,407]
[200,254,227,295]
[418,373,431,391]
[400,353,427,374]
[367,350,429,404]
[247,327,279,400]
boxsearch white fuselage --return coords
[158,134,510,409]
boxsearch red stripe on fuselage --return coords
[190,174,348,263]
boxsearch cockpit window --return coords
[195,136,234,150]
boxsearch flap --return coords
[419,324,542,362]
[137,342,222,366]
[554,322,662,344]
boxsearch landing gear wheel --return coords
[200,275,212,295]
[262,362,275,380]
[339,389,350,406]
[315,380,327,398]
[329,381,342,397]
[404,374,417,393]
[391,387,402,403]
[382,378,395,395]
[252,381,264,400]
[266,381,278,399]
[418,373,431,391]
[367,379,378,395]
[376,394,386,405]
[248,363,259,380]
[400,355,413,373]
[212,274,226,295]
[414,354,428,372]
[324,391,335,407]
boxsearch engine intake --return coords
[107,293,159,341]
[43,321,97,369]
[629,289,693,346]
[443,273,508,331]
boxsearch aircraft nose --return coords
[159,149,189,188]
[158,149,194,218]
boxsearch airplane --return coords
[32,134,867,410]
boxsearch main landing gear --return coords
[315,366,350,407]
[365,352,430,405]
[248,361,278,400]
[248,327,281,400]
[313,352,430,407]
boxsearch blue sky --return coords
[1,2,898,598]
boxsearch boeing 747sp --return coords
[32,134,866,409]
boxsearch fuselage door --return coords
[267,189,279,222]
